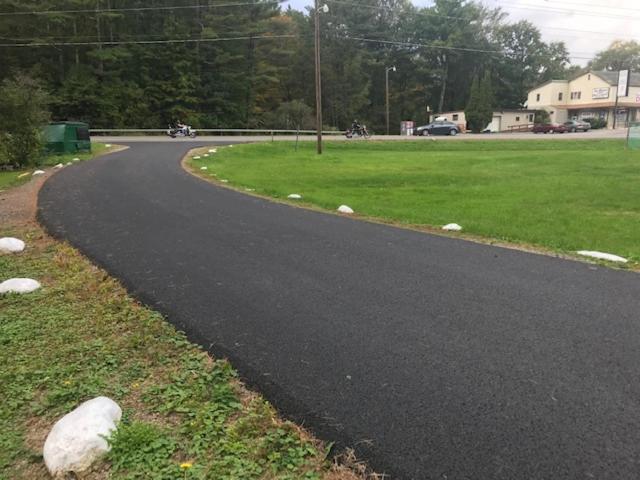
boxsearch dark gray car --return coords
[564,120,590,132]
[414,121,460,136]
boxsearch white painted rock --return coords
[66,162,72,166]
[0,278,41,294]
[442,223,462,232]
[245,188,255,192]
[0,237,26,253]
[204,154,209,157]
[220,179,229,183]
[43,397,122,477]
[337,205,354,214]
[105,144,112,148]
[208,149,217,153]
[200,166,208,170]
[193,156,201,160]
[577,250,628,263]
[32,170,45,176]
[54,163,64,169]
[288,194,302,200]
[72,158,80,162]
[18,172,30,179]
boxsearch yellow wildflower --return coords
[180,462,193,470]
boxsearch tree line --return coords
[0,0,638,134]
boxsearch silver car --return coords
[564,120,590,132]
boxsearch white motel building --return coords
[527,70,640,128]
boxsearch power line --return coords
[1,0,634,43]
[343,35,594,60]
[325,0,637,39]
[437,0,640,15]
[0,34,297,48]
[0,29,597,61]
[0,1,281,17]
[487,0,640,22]
[0,30,273,42]
[492,0,640,14]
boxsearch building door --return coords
[487,116,501,132]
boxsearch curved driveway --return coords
[39,142,640,479]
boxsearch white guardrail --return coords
[90,128,345,136]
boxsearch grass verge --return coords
[0,143,111,191]
[0,153,368,479]
[187,140,640,266]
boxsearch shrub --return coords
[534,110,550,124]
[0,73,50,167]
[465,72,493,133]
[584,117,607,129]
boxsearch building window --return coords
[558,92,563,101]
[528,114,534,122]
[588,74,591,80]
[452,114,459,121]
[536,93,540,102]
[515,116,520,121]
[570,91,582,100]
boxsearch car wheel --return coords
[449,129,458,136]
[421,130,429,136]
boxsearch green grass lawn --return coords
[0,143,110,191]
[189,139,640,264]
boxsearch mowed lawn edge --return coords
[0,143,119,191]
[186,139,640,268]
[0,154,370,479]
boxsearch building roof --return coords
[591,70,640,87]
[435,109,536,115]
[531,71,640,92]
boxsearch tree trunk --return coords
[73,20,80,67]
[96,0,104,75]
[438,55,448,113]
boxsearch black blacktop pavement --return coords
[38,142,640,479]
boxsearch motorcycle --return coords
[345,124,370,139]
[167,124,197,138]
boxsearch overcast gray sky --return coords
[284,0,639,66]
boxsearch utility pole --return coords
[314,0,323,154]
[385,65,396,135]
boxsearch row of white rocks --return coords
[283,197,629,262]
[1,236,122,476]
[0,237,40,293]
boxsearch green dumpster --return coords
[43,122,91,154]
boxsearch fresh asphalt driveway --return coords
[39,142,640,479]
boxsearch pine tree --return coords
[465,71,493,133]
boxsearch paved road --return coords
[93,127,627,144]
[39,142,640,479]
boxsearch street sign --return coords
[618,69,630,98]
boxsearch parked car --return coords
[532,123,568,134]
[414,121,460,136]
[563,120,591,132]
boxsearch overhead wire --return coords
[0,34,298,48]
[0,1,282,16]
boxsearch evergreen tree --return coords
[465,71,492,133]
